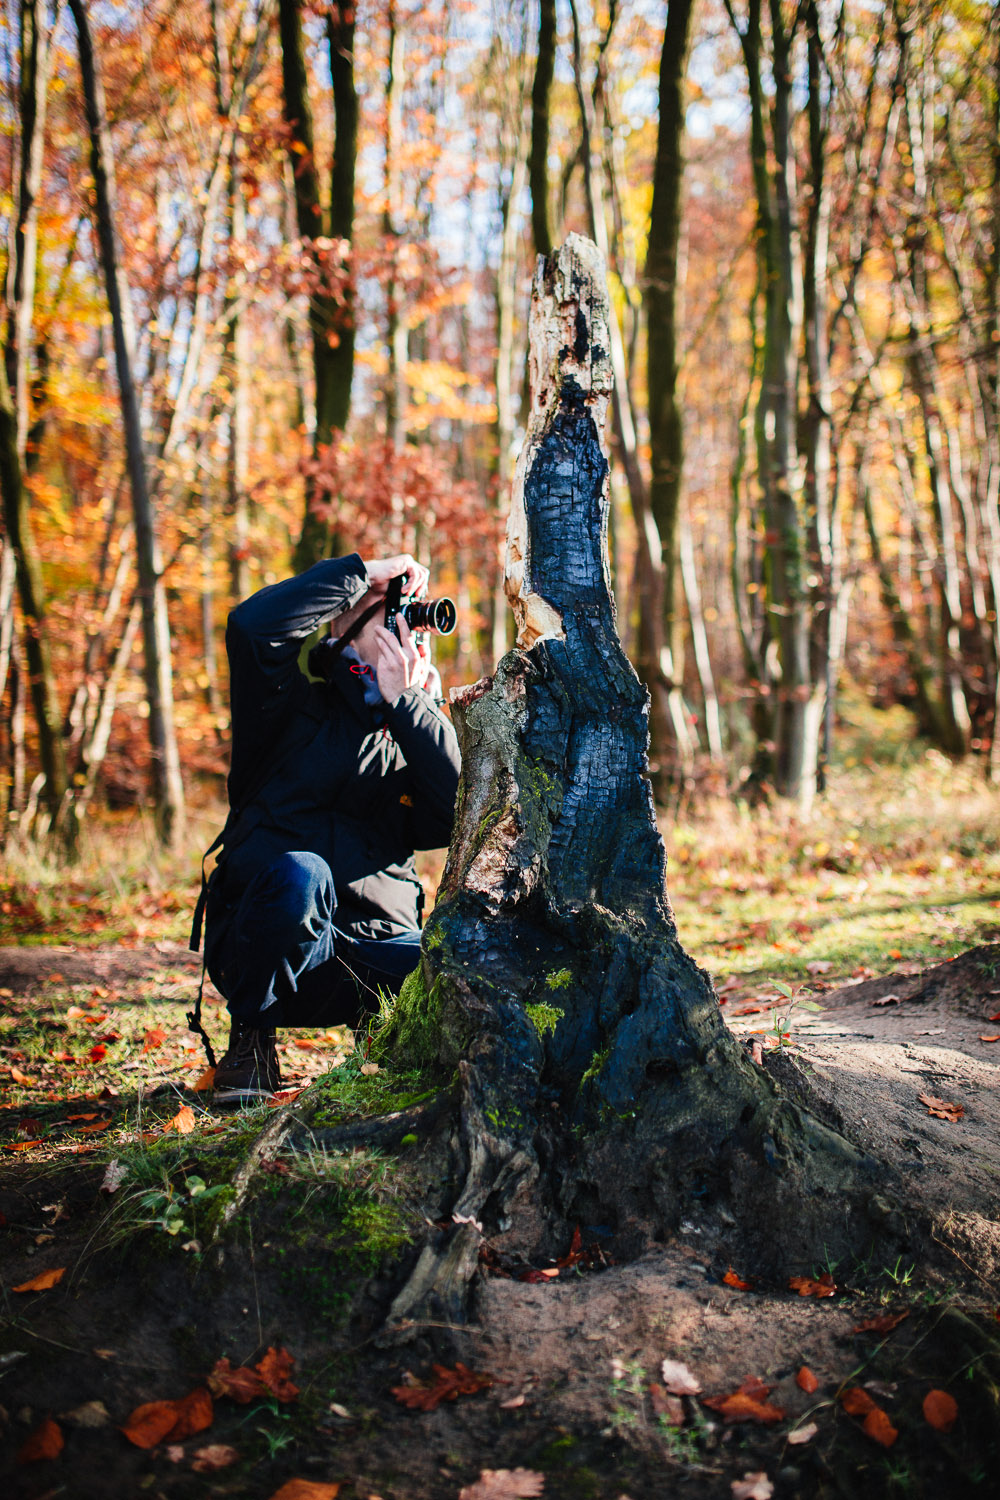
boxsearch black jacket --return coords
[206,555,461,942]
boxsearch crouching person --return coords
[195,553,460,1104]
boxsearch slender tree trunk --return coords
[226,152,251,603]
[279,0,357,569]
[383,1,407,550]
[1,0,72,844]
[494,128,528,666]
[528,0,556,257]
[70,0,185,847]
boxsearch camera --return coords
[383,574,457,638]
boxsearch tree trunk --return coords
[69,0,185,847]
[373,237,887,1343]
[528,0,556,258]
[1,0,73,845]
[279,0,357,570]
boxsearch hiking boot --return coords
[213,1021,281,1105]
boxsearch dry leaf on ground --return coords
[12,1266,66,1292]
[731,1474,773,1500]
[853,1311,910,1334]
[142,1027,167,1053]
[723,1267,754,1290]
[256,1346,300,1402]
[788,1273,836,1298]
[193,1066,216,1091]
[16,1417,64,1462]
[863,1407,899,1447]
[660,1358,701,1395]
[191,1443,239,1471]
[208,1346,299,1404]
[10,1065,34,1085]
[121,1388,213,1448]
[648,1385,685,1424]
[458,1469,545,1500]
[391,1362,494,1411]
[796,1367,819,1393]
[922,1388,958,1433]
[840,1386,876,1417]
[918,1092,964,1122]
[61,1400,109,1427]
[703,1379,784,1425]
[787,1422,819,1445]
[267,1482,341,1500]
[163,1104,196,1135]
[100,1160,127,1194]
[979,1034,1000,1043]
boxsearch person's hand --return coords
[374,614,431,703]
[364,554,428,600]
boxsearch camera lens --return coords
[403,597,457,635]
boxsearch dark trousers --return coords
[206,851,421,1028]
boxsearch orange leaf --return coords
[191,1443,239,1472]
[789,1273,836,1298]
[918,1092,964,1121]
[979,1035,1000,1043]
[922,1388,958,1433]
[648,1384,685,1425]
[862,1406,898,1447]
[10,1065,35,1085]
[294,1038,317,1050]
[66,1005,86,1018]
[167,1387,214,1440]
[142,1027,167,1054]
[888,949,902,960]
[723,1267,754,1290]
[17,1416,64,1462]
[702,1387,785,1424]
[269,1087,306,1106]
[853,1311,910,1334]
[88,1044,107,1063]
[121,1400,184,1449]
[163,1105,196,1135]
[78,1117,112,1134]
[796,1366,819,1393]
[840,1386,876,1417]
[255,1347,300,1402]
[13,1266,66,1292]
[193,1066,216,1092]
[392,1362,494,1411]
[268,1482,341,1500]
[207,1357,267,1404]
[988,1010,1000,1022]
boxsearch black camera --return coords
[383,574,457,639]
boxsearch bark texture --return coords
[375,238,888,1344]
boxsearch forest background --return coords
[2,0,1000,874]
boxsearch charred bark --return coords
[374,238,890,1346]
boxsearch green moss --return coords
[341,1200,411,1269]
[525,1002,564,1038]
[545,968,573,990]
[580,1046,609,1085]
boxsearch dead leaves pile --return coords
[392,1362,494,1411]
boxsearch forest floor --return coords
[1,746,999,1499]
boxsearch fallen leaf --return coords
[294,1038,317,1050]
[61,1400,109,1428]
[723,1267,754,1290]
[191,1443,239,1471]
[871,994,900,1007]
[922,1388,958,1433]
[360,1062,379,1075]
[459,1470,545,1500]
[267,1482,341,1500]
[78,1117,112,1134]
[786,1421,819,1445]
[988,1010,1000,1022]
[162,1104,196,1135]
[269,1087,305,1106]
[863,1407,898,1447]
[840,1387,876,1417]
[207,1357,267,1404]
[918,1093,964,1122]
[121,1388,213,1448]
[660,1358,701,1395]
[12,1266,66,1292]
[796,1366,819,1393]
[788,1273,836,1298]
[10,1065,35,1085]
[888,949,903,960]
[979,1034,1000,1043]
[649,1384,685,1424]
[142,1027,167,1054]
[853,1311,910,1334]
[88,1044,107,1063]
[392,1362,494,1411]
[703,1380,784,1425]
[121,1400,182,1449]
[806,960,832,974]
[731,1474,773,1500]
[193,1066,216,1091]
[256,1346,300,1402]
[67,1005,86,1018]
[16,1416,64,1462]
[101,1160,128,1194]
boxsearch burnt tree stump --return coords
[376,236,894,1342]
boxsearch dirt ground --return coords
[1,941,998,1499]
